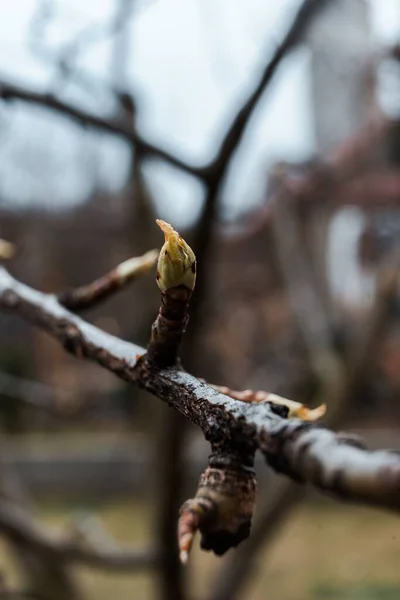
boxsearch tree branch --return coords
[206,0,330,181]
[0,267,400,515]
[1,0,330,191]
[0,499,159,572]
[58,249,158,311]
[0,80,203,178]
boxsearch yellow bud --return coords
[156,220,196,292]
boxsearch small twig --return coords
[0,499,159,572]
[58,249,158,311]
[46,0,136,92]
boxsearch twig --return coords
[0,79,203,178]
[206,0,330,181]
[0,499,159,572]
[47,0,136,91]
[28,0,135,95]
[58,249,158,311]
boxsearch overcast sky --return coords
[0,0,399,226]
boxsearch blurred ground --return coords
[1,498,399,600]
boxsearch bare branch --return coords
[0,499,159,572]
[1,267,400,515]
[58,249,158,311]
[262,420,400,507]
[1,0,330,190]
[270,170,339,376]
[0,80,203,178]
[0,266,144,371]
[39,0,136,91]
[207,0,330,181]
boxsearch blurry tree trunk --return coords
[120,94,157,255]
[154,406,187,600]
[111,4,159,365]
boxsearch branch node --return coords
[178,447,257,562]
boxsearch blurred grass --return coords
[313,583,400,600]
[0,497,399,599]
